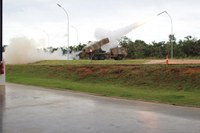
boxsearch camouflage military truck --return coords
[79,38,127,60]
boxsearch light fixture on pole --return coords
[57,3,70,59]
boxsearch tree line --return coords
[42,35,200,59]
[119,35,200,59]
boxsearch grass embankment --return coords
[6,60,200,107]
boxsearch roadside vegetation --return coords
[6,60,200,107]
[119,35,200,59]
[36,35,200,59]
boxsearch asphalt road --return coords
[1,83,200,133]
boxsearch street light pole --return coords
[57,3,70,59]
[158,11,174,59]
[165,12,174,59]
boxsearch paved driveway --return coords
[1,83,200,133]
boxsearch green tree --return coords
[75,43,86,51]
[180,36,200,57]
[149,41,166,58]
[133,40,147,58]
[119,36,135,58]
[118,35,200,59]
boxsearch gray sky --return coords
[3,0,200,47]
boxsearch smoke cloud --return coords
[4,15,154,64]
[4,37,77,64]
[95,17,154,52]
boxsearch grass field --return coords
[6,60,200,107]
[32,59,148,65]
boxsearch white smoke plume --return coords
[4,37,78,64]
[94,16,154,52]
[4,15,155,64]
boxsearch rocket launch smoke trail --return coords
[95,15,156,52]
[4,12,159,64]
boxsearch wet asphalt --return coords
[0,83,200,133]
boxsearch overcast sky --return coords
[3,0,200,47]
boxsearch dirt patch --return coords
[145,59,200,64]
[144,60,166,64]
[76,67,94,78]
[97,67,110,74]
[184,67,200,74]
[169,59,200,64]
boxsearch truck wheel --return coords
[117,55,124,60]
[92,55,99,60]
[99,55,106,60]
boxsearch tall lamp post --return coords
[57,3,70,59]
[158,11,174,60]
[165,11,174,59]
